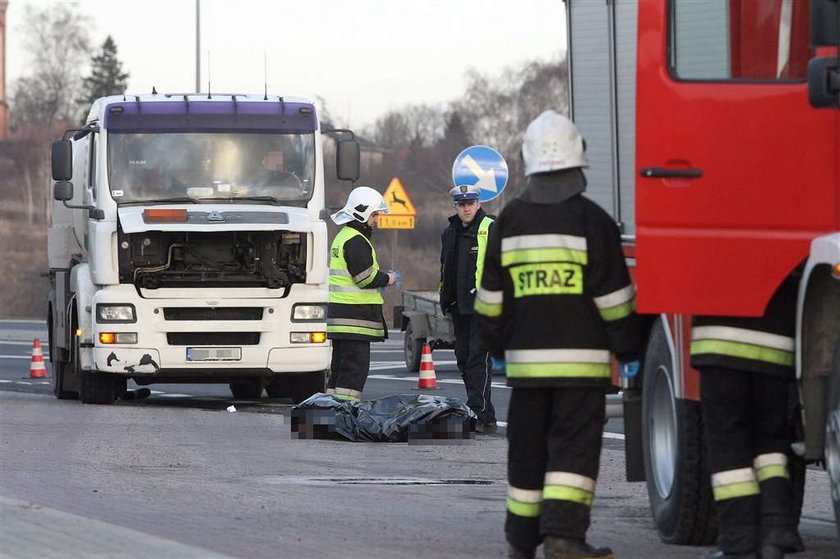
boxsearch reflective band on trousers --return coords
[474,287,503,317]
[543,471,595,507]
[326,387,362,401]
[691,326,794,367]
[593,284,636,322]
[712,467,760,501]
[506,485,542,518]
[754,452,789,483]
[501,234,588,267]
[326,325,384,338]
[505,349,611,378]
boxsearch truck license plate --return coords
[186,347,242,362]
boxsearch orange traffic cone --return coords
[29,339,47,378]
[414,343,440,390]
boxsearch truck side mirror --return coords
[336,139,360,182]
[51,140,73,181]
[811,0,838,47]
[808,57,840,108]
[54,181,74,201]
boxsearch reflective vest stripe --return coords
[501,247,588,267]
[593,284,636,322]
[475,288,503,317]
[505,362,611,378]
[353,265,377,286]
[326,325,384,338]
[501,234,587,252]
[543,485,594,507]
[475,216,493,288]
[329,227,383,306]
[506,349,610,364]
[690,340,794,367]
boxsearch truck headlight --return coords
[96,304,136,323]
[292,304,327,321]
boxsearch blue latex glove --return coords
[620,360,640,379]
[388,269,402,287]
[490,357,506,372]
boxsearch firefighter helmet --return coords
[331,186,390,225]
[522,110,588,176]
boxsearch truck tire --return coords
[229,381,263,400]
[827,343,840,535]
[79,367,118,405]
[49,312,78,400]
[265,376,291,399]
[642,317,716,545]
[290,371,326,405]
[404,320,424,372]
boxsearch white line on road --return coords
[0,355,50,360]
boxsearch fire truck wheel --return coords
[642,317,716,545]
[827,343,840,534]
[229,381,264,400]
[289,371,326,404]
[404,321,424,372]
[49,310,78,400]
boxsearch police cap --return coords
[449,184,480,202]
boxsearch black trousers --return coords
[327,339,371,398]
[506,387,605,550]
[700,366,797,553]
[452,310,496,424]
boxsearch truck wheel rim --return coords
[827,408,840,504]
[651,364,678,499]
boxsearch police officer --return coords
[326,186,397,401]
[475,110,641,559]
[692,274,803,559]
[440,184,497,431]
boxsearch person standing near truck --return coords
[691,274,804,559]
[440,183,497,432]
[327,186,397,401]
[475,110,641,559]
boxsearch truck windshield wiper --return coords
[222,196,283,205]
[129,197,202,205]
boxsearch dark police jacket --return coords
[439,207,494,315]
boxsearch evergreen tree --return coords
[78,36,129,120]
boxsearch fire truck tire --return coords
[404,321,424,372]
[642,317,716,545]
[827,343,840,535]
[49,311,78,400]
[229,381,263,400]
[289,371,326,404]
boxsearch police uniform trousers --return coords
[506,387,605,551]
[452,310,496,424]
[327,339,371,398]
[700,366,798,554]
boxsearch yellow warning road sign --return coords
[377,215,415,229]
[382,177,416,216]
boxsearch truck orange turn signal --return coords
[99,332,116,344]
[143,208,188,223]
[833,262,840,279]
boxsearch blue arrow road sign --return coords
[452,145,509,203]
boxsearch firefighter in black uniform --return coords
[475,110,641,559]
[326,186,397,401]
[692,274,804,559]
[440,184,497,431]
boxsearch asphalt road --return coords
[1,318,837,558]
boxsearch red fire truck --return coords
[565,0,839,543]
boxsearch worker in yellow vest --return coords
[326,186,397,401]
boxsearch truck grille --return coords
[163,307,264,321]
[167,332,261,346]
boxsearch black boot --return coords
[759,544,784,559]
[544,537,613,559]
[761,527,804,553]
[704,550,757,559]
[508,544,535,559]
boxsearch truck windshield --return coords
[107,132,315,205]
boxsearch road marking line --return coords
[159,393,193,398]
[0,340,47,346]
[0,355,51,360]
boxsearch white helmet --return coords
[330,186,389,225]
[522,110,588,176]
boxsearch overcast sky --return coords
[6,0,567,128]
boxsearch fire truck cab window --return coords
[671,0,812,81]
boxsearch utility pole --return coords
[195,0,201,93]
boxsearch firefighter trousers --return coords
[506,387,605,551]
[700,366,799,554]
[452,311,496,424]
[327,339,371,401]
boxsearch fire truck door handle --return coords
[639,167,703,179]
